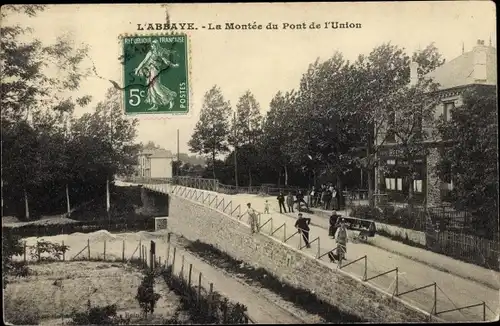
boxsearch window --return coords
[387,159,396,165]
[397,178,403,191]
[443,102,455,122]
[385,178,397,190]
[413,180,423,193]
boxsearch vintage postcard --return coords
[2,2,498,325]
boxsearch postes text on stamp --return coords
[122,34,189,115]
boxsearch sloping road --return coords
[136,182,500,322]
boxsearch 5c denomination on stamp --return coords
[121,34,189,115]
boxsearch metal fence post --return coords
[433,282,437,315]
[395,267,399,296]
[364,256,367,281]
[87,239,90,260]
[62,241,65,261]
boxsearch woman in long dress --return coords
[134,39,178,111]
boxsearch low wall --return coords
[168,190,431,323]
[374,222,427,246]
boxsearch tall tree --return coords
[291,53,360,190]
[411,43,446,76]
[382,77,439,209]
[261,91,294,185]
[435,86,498,238]
[188,85,232,179]
[1,5,93,218]
[353,43,445,207]
[231,91,262,186]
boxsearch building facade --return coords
[136,149,174,179]
[376,39,497,207]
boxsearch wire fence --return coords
[163,182,494,322]
[8,235,253,325]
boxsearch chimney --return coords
[473,40,487,81]
[409,61,419,86]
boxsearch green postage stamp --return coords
[121,34,189,115]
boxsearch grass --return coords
[3,261,185,325]
[183,239,364,323]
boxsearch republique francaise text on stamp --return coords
[121,34,189,115]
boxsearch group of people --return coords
[275,191,309,214]
[247,201,348,261]
[308,184,344,211]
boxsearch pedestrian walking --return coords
[329,210,340,238]
[324,188,332,210]
[277,191,287,214]
[295,190,308,210]
[264,200,270,214]
[286,192,295,213]
[335,220,348,260]
[246,203,258,234]
[308,187,313,207]
[294,213,311,248]
[331,187,338,210]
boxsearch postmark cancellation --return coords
[120,33,190,116]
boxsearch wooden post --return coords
[198,272,202,303]
[180,255,185,278]
[62,241,65,261]
[166,242,171,266]
[364,256,367,281]
[23,242,27,263]
[283,224,287,242]
[37,241,40,262]
[222,299,227,323]
[87,239,90,260]
[172,247,177,271]
[139,240,142,262]
[188,264,193,286]
[103,240,106,261]
[122,240,125,262]
[208,283,214,315]
[158,256,161,268]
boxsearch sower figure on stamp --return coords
[246,203,258,234]
[277,191,287,214]
[134,39,178,111]
[294,213,311,248]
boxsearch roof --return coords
[139,149,174,158]
[426,43,497,90]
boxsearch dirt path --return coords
[169,245,306,324]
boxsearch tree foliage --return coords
[1,6,139,218]
[435,86,498,238]
[188,85,232,179]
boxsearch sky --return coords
[4,2,496,155]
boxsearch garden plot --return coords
[3,261,186,325]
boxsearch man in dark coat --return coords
[277,191,287,214]
[295,190,308,210]
[294,213,311,248]
[329,210,340,238]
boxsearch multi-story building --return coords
[376,39,497,207]
[136,149,174,179]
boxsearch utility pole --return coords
[233,112,239,189]
[176,129,180,176]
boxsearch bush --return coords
[28,240,70,261]
[350,205,383,221]
[2,232,30,289]
[70,301,132,325]
[136,270,162,316]
[129,259,250,324]
[4,294,41,325]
